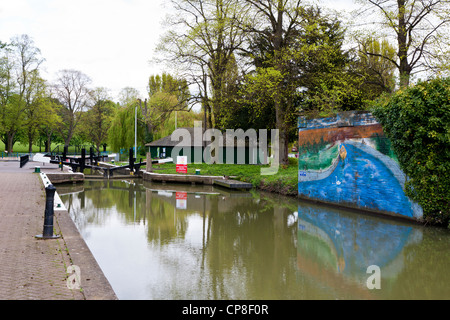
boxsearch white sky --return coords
[0,0,355,102]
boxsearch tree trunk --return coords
[273,1,289,165]
[275,101,289,166]
[397,0,411,88]
[6,132,15,153]
[45,132,52,153]
[28,132,33,153]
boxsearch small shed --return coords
[145,127,267,164]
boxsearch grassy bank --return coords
[154,158,299,196]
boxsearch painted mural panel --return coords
[298,111,422,220]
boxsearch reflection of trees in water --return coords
[204,195,300,299]
[62,181,302,299]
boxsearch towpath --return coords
[0,160,116,300]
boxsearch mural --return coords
[298,111,423,220]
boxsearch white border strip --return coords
[39,172,67,211]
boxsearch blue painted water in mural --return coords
[298,143,417,218]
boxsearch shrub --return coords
[372,77,450,227]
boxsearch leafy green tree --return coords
[79,87,116,152]
[0,48,16,150]
[37,97,62,153]
[142,73,190,142]
[118,87,141,106]
[238,0,310,165]
[0,35,44,152]
[372,77,450,227]
[20,72,59,152]
[355,37,397,97]
[292,7,367,117]
[108,101,146,153]
[240,3,362,162]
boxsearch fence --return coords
[1,152,21,159]
[1,152,36,160]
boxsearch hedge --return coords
[372,77,450,227]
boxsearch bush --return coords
[372,77,450,227]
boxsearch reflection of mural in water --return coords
[298,112,422,219]
[297,204,423,299]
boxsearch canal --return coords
[58,179,450,300]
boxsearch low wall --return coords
[298,111,423,221]
[143,171,224,185]
[46,172,84,184]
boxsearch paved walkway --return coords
[0,160,117,300]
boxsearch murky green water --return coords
[58,180,450,300]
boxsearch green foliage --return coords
[371,77,450,227]
[355,36,397,96]
[294,9,369,118]
[108,103,146,152]
[143,73,190,143]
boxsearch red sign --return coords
[176,192,187,200]
[176,164,188,173]
[176,192,187,209]
[176,156,188,173]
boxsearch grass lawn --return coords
[154,158,299,196]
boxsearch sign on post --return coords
[176,156,188,174]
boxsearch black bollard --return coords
[129,147,135,173]
[80,148,86,173]
[36,184,61,240]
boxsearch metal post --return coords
[80,148,86,173]
[135,102,138,161]
[90,147,94,166]
[36,184,60,239]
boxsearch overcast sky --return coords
[0,0,356,102]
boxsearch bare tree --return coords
[155,0,249,129]
[52,69,92,148]
[353,0,450,88]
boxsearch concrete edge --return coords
[38,173,118,300]
[54,208,118,300]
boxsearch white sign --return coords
[177,156,188,165]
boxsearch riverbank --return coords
[152,159,299,196]
[149,160,434,226]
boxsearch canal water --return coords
[57,180,450,300]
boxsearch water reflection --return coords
[58,180,450,300]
